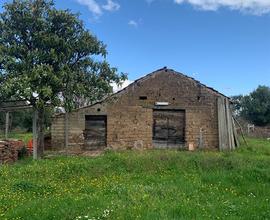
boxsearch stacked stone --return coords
[0,141,18,164]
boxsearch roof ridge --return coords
[68,67,229,113]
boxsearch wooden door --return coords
[84,115,107,150]
[153,110,185,148]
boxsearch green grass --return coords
[0,139,270,220]
[0,132,32,144]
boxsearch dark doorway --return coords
[83,115,107,150]
[153,109,185,148]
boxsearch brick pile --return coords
[0,140,25,164]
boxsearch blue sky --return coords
[1,0,270,96]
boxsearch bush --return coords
[17,146,29,159]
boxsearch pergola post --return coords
[5,111,9,140]
[33,109,38,160]
[64,112,69,148]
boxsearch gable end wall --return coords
[51,69,223,150]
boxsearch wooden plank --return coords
[217,98,222,150]
[225,99,235,150]
[0,106,32,112]
[198,128,204,149]
[85,121,106,129]
[153,110,185,148]
[233,116,249,147]
[232,118,240,147]
[153,117,169,140]
[218,97,231,150]
[225,99,232,150]
[84,130,106,138]
[84,115,107,149]
[85,120,106,126]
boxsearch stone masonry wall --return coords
[51,103,107,150]
[108,69,220,149]
[51,69,223,150]
[107,106,152,149]
[51,116,65,149]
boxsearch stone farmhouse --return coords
[51,67,238,151]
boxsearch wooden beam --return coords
[234,116,248,147]
[199,128,204,149]
[217,97,223,150]
[232,117,240,147]
[218,97,229,150]
[33,109,38,160]
[225,99,235,150]
[64,112,69,148]
[5,112,9,140]
[0,106,32,112]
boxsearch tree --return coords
[230,95,244,117]
[231,86,270,126]
[0,0,127,158]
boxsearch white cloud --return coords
[102,0,120,11]
[75,0,120,16]
[112,80,133,93]
[173,0,270,15]
[76,0,102,15]
[128,20,139,27]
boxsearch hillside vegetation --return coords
[0,138,270,220]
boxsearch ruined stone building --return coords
[51,67,237,151]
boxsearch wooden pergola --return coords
[0,100,38,159]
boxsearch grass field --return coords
[0,138,270,220]
[0,132,32,144]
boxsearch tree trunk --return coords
[37,108,45,159]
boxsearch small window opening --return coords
[172,98,175,101]
[139,96,147,100]
[97,108,101,112]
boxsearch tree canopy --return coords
[0,0,127,157]
[231,86,270,126]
